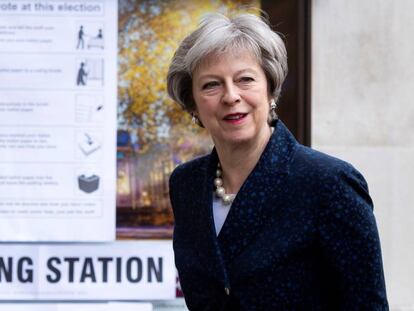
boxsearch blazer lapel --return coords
[191,151,230,284]
[216,120,299,266]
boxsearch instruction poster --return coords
[0,0,118,241]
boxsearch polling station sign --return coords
[0,241,175,300]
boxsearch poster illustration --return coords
[0,0,117,242]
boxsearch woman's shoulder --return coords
[296,144,372,205]
[290,144,370,196]
[293,144,360,177]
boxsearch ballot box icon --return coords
[78,174,100,193]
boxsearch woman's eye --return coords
[239,77,254,83]
[202,81,219,90]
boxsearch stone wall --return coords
[312,0,414,309]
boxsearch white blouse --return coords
[212,194,235,235]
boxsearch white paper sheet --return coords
[0,0,117,241]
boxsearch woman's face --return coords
[192,50,271,148]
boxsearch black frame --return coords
[261,0,312,146]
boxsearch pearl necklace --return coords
[214,162,236,205]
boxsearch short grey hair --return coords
[167,12,288,114]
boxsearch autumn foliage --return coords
[118,0,260,154]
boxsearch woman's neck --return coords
[214,126,272,194]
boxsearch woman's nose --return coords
[222,83,241,105]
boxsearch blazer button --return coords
[224,287,230,295]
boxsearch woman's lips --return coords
[223,113,248,124]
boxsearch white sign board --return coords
[0,0,118,241]
[0,303,153,311]
[0,241,175,300]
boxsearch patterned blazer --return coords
[169,120,388,310]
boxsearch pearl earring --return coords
[269,99,278,122]
[191,113,197,124]
[270,99,276,110]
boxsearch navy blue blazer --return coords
[169,120,388,310]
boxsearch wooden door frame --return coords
[261,0,312,146]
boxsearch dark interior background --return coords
[262,0,311,146]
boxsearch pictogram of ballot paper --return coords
[78,132,101,156]
[75,94,104,123]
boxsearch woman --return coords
[167,13,388,310]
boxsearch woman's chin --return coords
[214,131,256,147]
[211,125,271,148]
